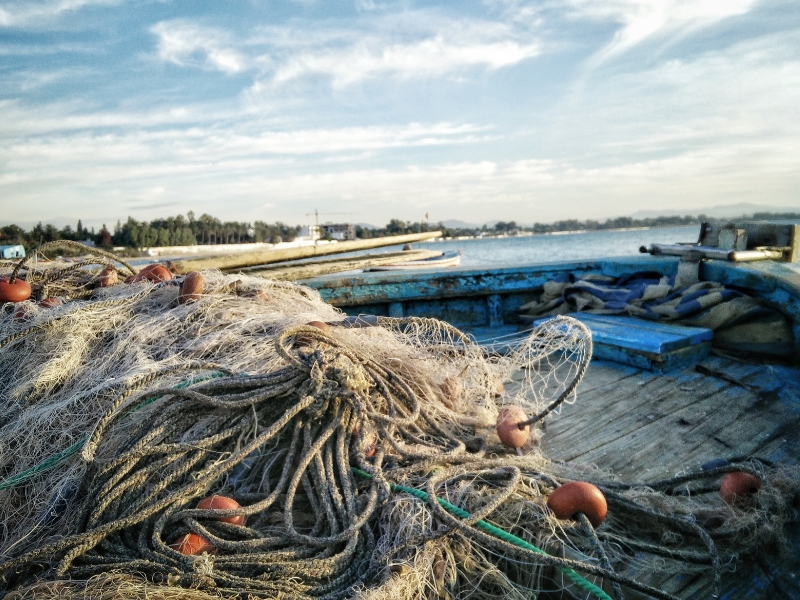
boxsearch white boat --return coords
[368,250,461,271]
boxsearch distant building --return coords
[320,223,355,241]
[0,244,26,259]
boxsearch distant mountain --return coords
[441,219,481,229]
[630,203,798,219]
[355,222,379,230]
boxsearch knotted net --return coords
[0,245,796,600]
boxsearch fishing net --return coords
[0,244,797,600]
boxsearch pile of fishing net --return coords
[0,243,797,600]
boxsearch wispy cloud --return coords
[151,21,246,74]
[564,0,758,64]
[150,13,542,87]
[0,0,118,28]
[272,35,540,87]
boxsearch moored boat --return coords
[303,221,800,599]
[367,250,462,271]
[1,226,798,600]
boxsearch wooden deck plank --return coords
[535,357,800,599]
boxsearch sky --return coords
[1,0,799,230]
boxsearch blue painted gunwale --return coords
[305,255,800,322]
[304,255,800,366]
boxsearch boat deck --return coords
[508,355,800,599]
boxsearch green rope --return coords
[0,371,230,491]
[351,467,612,600]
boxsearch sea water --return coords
[398,225,698,267]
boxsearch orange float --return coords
[0,278,32,303]
[720,472,761,504]
[98,266,118,287]
[170,532,215,555]
[178,272,205,304]
[197,495,246,526]
[39,297,62,308]
[440,377,463,409]
[496,406,530,449]
[547,481,608,527]
[296,320,331,346]
[131,264,172,283]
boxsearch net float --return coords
[0,278,32,303]
[297,320,331,346]
[98,266,118,287]
[440,377,463,409]
[720,472,761,504]
[496,406,530,449]
[354,428,378,458]
[252,289,270,302]
[178,271,205,304]
[493,377,505,398]
[170,532,216,555]
[131,264,172,283]
[13,304,32,322]
[38,297,62,308]
[307,320,330,332]
[197,494,246,526]
[547,481,608,527]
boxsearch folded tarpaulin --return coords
[517,272,795,358]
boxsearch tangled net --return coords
[0,243,797,600]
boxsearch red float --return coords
[720,471,761,504]
[98,266,118,287]
[178,271,205,304]
[197,494,246,526]
[0,278,32,303]
[440,377,463,409]
[131,264,172,283]
[496,406,530,449]
[170,532,215,555]
[296,320,331,346]
[547,481,608,527]
[39,297,62,308]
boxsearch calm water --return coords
[386,226,699,267]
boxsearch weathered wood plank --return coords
[171,231,442,273]
[243,249,440,281]
[561,315,713,353]
[536,358,800,599]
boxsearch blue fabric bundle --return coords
[517,271,794,358]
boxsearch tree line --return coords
[0,212,301,252]
[2,211,798,252]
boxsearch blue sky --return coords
[1,0,798,229]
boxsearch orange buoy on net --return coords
[131,264,172,283]
[38,297,62,308]
[178,271,205,304]
[493,378,505,398]
[440,377,463,409]
[547,481,608,528]
[197,495,246,526]
[170,532,215,555]
[307,320,330,332]
[0,278,32,303]
[297,320,331,346]
[720,471,761,504]
[13,304,32,322]
[496,406,530,449]
[98,266,118,287]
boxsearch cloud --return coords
[272,35,540,87]
[151,12,542,86]
[0,0,118,28]
[563,0,759,64]
[151,21,246,74]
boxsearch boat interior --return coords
[306,250,800,599]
